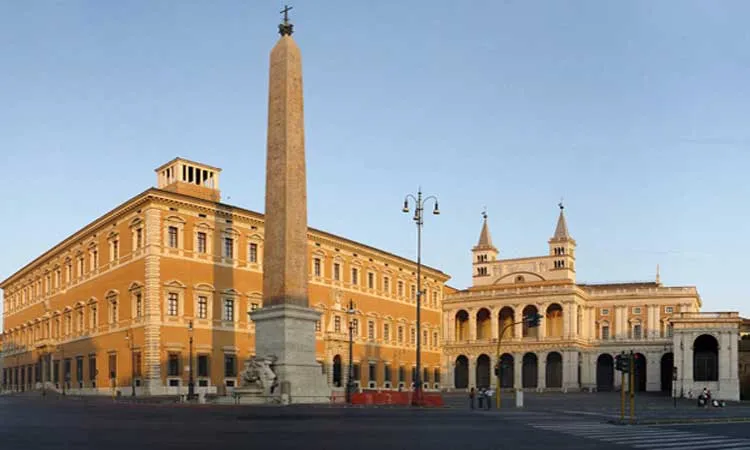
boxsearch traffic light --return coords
[615,352,630,373]
[621,353,631,373]
[526,313,543,328]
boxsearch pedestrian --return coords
[485,389,492,410]
[478,388,484,409]
[469,387,475,409]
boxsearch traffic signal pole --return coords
[495,314,542,409]
[630,351,635,424]
[620,370,625,421]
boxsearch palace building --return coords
[443,209,742,400]
[0,157,449,396]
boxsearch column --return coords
[610,306,627,341]
[589,307,597,341]
[490,308,499,342]
[682,332,694,397]
[468,356,476,388]
[445,314,453,343]
[513,353,523,390]
[514,306,523,340]
[490,354,498,389]
[563,304,571,339]
[537,352,546,391]
[538,304,546,341]
[568,303,578,339]
[562,351,579,391]
[646,351,660,392]
[469,309,477,341]
[445,359,453,390]
[580,353,595,391]
[728,331,740,400]
[646,305,656,339]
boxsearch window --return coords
[434,368,441,383]
[367,272,374,289]
[333,263,341,281]
[168,226,178,248]
[664,306,674,314]
[351,318,359,336]
[383,276,390,293]
[90,249,98,270]
[88,356,97,382]
[136,228,143,249]
[666,323,674,338]
[398,281,404,297]
[135,293,143,319]
[109,300,118,325]
[410,285,416,300]
[197,296,208,319]
[198,355,209,377]
[224,237,234,258]
[108,353,117,381]
[250,302,259,311]
[369,363,376,383]
[334,316,341,333]
[249,243,258,263]
[197,232,207,253]
[351,268,359,285]
[632,324,642,340]
[78,310,84,331]
[90,306,97,329]
[410,328,416,345]
[384,365,392,382]
[313,258,321,277]
[433,331,439,347]
[367,321,375,340]
[168,293,179,317]
[601,325,610,340]
[167,353,180,377]
[111,239,119,260]
[398,326,404,343]
[423,330,428,347]
[224,354,237,377]
[134,352,142,377]
[633,307,642,315]
[383,323,390,342]
[78,257,85,277]
[601,308,609,316]
[398,366,405,382]
[224,298,235,322]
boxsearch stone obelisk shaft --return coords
[263,34,308,308]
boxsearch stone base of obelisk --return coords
[250,303,331,404]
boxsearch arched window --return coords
[693,334,719,382]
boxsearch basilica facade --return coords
[442,209,741,400]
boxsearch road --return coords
[2,394,750,450]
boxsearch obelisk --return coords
[250,6,331,404]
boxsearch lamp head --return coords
[433,201,440,215]
[402,199,409,213]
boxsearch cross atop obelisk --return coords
[279,5,294,36]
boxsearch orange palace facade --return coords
[0,158,449,396]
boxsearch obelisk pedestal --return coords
[249,10,330,404]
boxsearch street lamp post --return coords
[345,300,355,404]
[125,330,135,397]
[188,320,195,401]
[402,189,439,406]
[59,345,66,396]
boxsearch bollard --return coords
[515,389,524,408]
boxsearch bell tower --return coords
[548,202,576,280]
[472,211,498,285]
[155,157,221,202]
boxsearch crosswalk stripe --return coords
[652,441,750,450]
[526,419,750,450]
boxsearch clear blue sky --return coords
[2,1,749,330]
